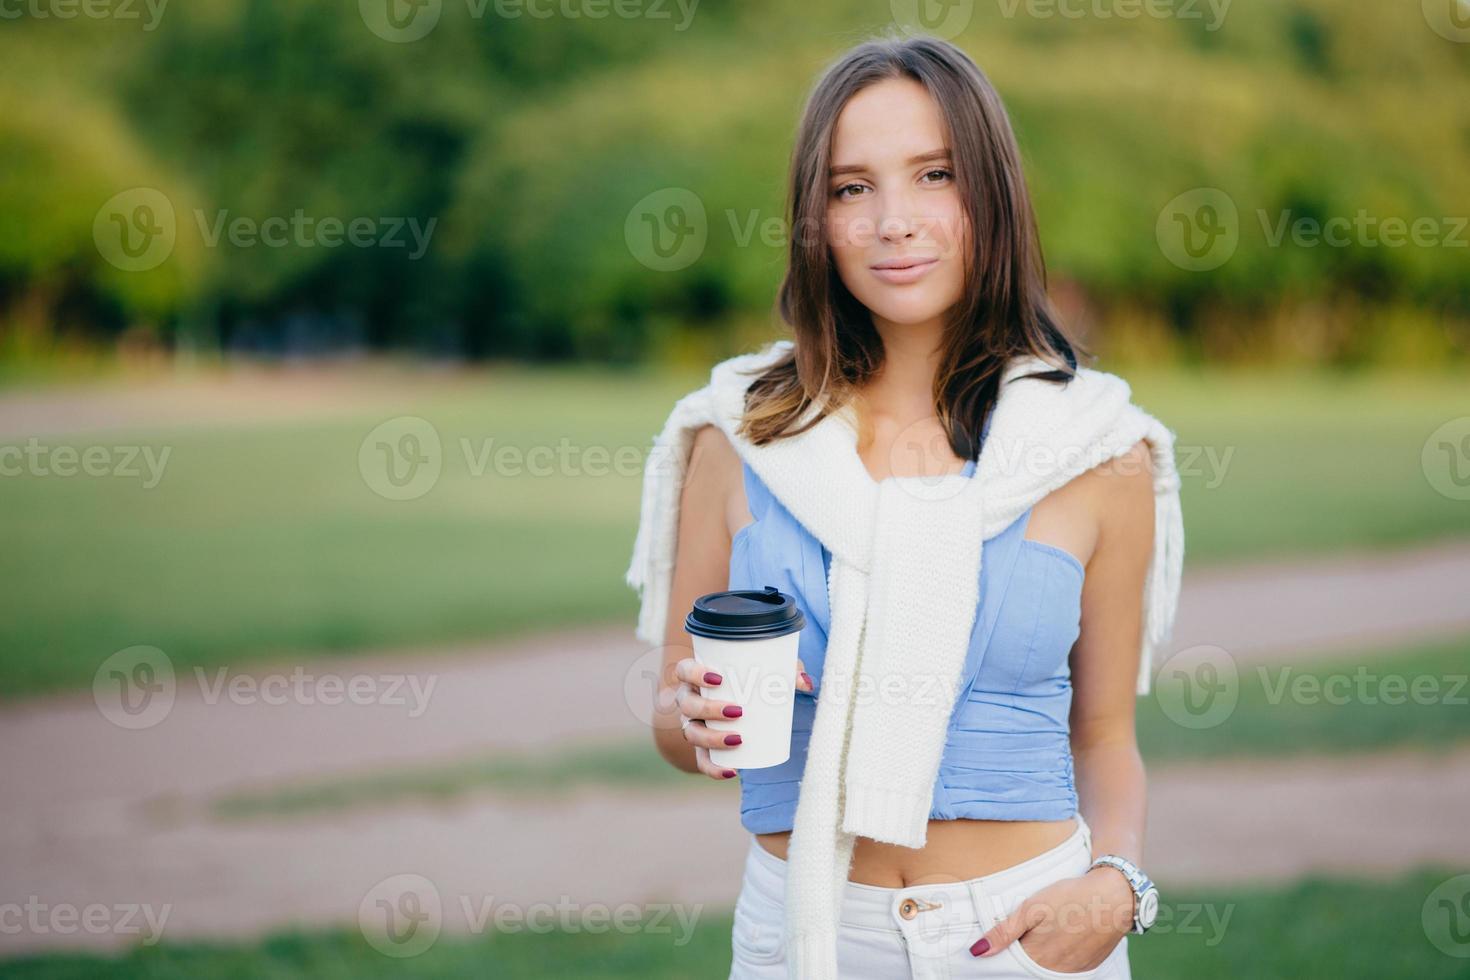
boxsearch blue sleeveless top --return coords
[727,450,1084,833]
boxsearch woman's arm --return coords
[972,437,1157,966]
[1069,437,1156,908]
[650,424,743,774]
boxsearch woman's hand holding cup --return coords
[674,656,813,780]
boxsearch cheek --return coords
[826,210,866,260]
[826,213,873,284]
[921,198,969,263]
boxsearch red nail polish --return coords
[722,769,737,778]
[723,705,743,717]
[970,938,990,957]
[725,734,742,745]
[704,671,722,685]
[800,671,813,688]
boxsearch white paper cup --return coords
[685,586,806,770]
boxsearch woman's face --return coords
[825,77,970,331]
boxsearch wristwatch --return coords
[1088,854,1159,935]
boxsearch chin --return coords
[858,292,954,326]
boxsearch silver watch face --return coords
[1137,887,1159,931]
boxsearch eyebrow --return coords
[829,148,952,178]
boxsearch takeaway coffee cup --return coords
[684,585,806,770]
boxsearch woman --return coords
[632,32,1182,980]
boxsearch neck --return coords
[861,313,947,422]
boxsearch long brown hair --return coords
[738,30,1088,461]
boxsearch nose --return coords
[875,180,925,246]
[878,212,917,245]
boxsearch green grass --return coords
[1136,634,1470,762]
[0,362,702,697]
[1124,365,1470,563]
[1,363,1465,697]
[3,869,1467,979]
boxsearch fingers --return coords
[972,900,1036,958]
[673,660,742,782]
[673,656,809,782]
[674,656,725,689]
[673,658,744,723]
[679,695,744,751]
[691,744,737,781]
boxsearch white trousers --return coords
[728,814,1133,980]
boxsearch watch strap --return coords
[1088,854,1155,934]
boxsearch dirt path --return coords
[4,540,1467,812]
[1168,536,1470,664]
[2,539,1468,956]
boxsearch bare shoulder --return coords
[1094,438,1153,485]
[683,424,747,536]
[1086,438,1155,540]
[687,423,742,485]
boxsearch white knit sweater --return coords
[625,338,1184,979]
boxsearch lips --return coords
[869,255,939,284]
[870,256,939,270]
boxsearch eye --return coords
[833,182,865,201]
[921,167,953,185]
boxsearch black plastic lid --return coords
[684,586,806,640]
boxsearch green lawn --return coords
[1135,633,1470,761]
[1,363,1465,696]
[3,869,1466,979]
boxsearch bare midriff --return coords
[755,817,1077,888]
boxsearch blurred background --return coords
[1,0,1468,977]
